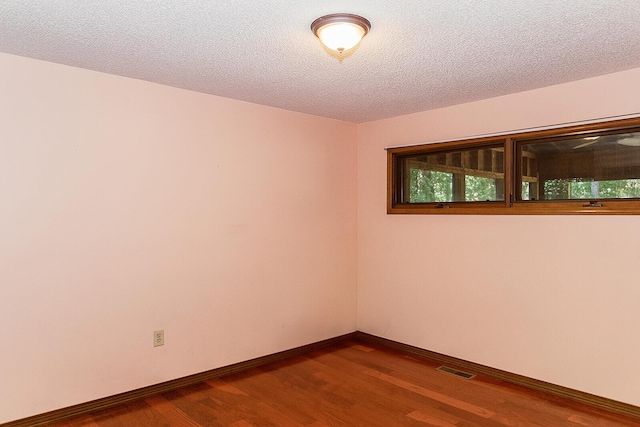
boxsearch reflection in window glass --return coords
[521,182,530,200]
[409,169,452,202]
[518,130,640,201]
[544,178,640,200]
[466,176,497,201]
[401,145,505,203]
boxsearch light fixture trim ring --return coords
[310,13,371,39]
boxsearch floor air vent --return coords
[436,366,476,380]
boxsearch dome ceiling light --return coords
[311,13,371,55]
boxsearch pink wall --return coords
[0,52,358,423]
[3,50,640,423]
[358,68,640,406]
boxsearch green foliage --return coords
[409,169,452,202]
[465,176,498,201]
[521,182,530,200]
[544,179,569,200]
[544,179,640,200]
[410,169,640,203]
[410,169,501,202]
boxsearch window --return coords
[516,129,640,201]
[388,117,640,214]
[391,141,506,209]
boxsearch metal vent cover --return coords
[436,366,476,380]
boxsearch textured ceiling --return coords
[1,1,640,123]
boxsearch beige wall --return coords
[357,68,640,406]
[0,53,358,423]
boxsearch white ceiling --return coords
[1,1,640,123]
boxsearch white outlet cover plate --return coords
[154,330,164,347]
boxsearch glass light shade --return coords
[311,14,371,53]
[317,22,366,52]
[617,136,640,146]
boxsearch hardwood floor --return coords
[46,341,638,426]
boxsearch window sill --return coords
[388,200,640,215]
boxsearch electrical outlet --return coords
[154,330,164,347]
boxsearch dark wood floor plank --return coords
[300,350,446,426]
[268,355,430,427]
[267,357,393,423]
[336,343,639,427]
[87,404,136,427]
[305,347,492,425]
[406,410,460,427]
[45,415,100,427]
[121,399,174,427]
[183,382,302,427]
[338,344,507,408]
[364,368,495,419]
[144,395,201,426]
[220,365,333,426]
[161,389,228,426]
[45,340,639,427]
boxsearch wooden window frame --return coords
[387,117,640,215]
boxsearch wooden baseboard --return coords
[354,331,640,420]
[2,332,357,427]
[5,330,639,426]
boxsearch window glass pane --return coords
[409,169,452,202]
[519,130,640,201]
[521,182,531,200]
[465,175,498,201]
[543,178,640,200]
[400,145,505,203]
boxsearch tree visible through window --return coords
[544,179,640,200]
[410,172,500,203]
[518,129,640,202]
[401,144,505,204]
[388,117,640,214]
[409,169,452,202]
[466,176,498,201]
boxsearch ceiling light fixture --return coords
[311,13,371,54]
[617,136,640,147]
